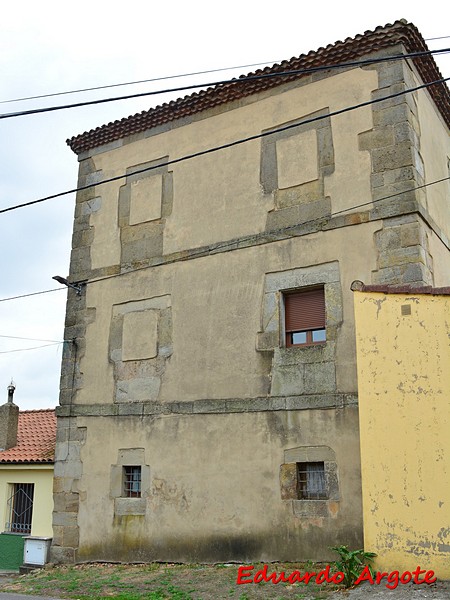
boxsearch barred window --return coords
[6,483,34,534]
[297,462,327,499]
[123,466,141,498]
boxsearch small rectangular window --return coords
[297,462,327,499]
[284,287,326,346]
[123,466,141,498]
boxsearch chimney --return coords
[0,381,19,451]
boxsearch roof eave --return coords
[67,20,449,155]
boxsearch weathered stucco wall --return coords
[0,466,54,536]
[427,228,450,287]
[84,67,376,264]
[354,291,450,579]
[74,224,378,407]
[52,51,450,564]
[415,71,450,243]
[73,407,362,562]
[54,222,377,562]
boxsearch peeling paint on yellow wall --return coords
[354,291,450,579]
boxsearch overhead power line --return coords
[0,287,63,301]
[0,76,448,217]
[0,334,62,343]
[0,174,448,304]
[0,48,449,121]
[0,342,63,354]
[1,40,448,106]
[0,60,281,105]
[86,176,450,286]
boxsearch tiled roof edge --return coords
[67,20,449,154]
[0,459,54,464]
[0,409,56,463]
[351,281,450,295]
[19,408,55,414]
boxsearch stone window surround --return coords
[110,448,150,516]
[280,445,339,518]
[118,157,173,228]
[297,461,327,499]
[260,108,335,233]
[260,108,335,196]
[109,295,173,403]
[256,261,342,353]
[123,465,142,498]
[284,286,327,347]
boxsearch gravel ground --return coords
[329,580,450,599]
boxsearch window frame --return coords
[283,286,326,348]
[123,465,142,498]
[297,461,328,500]
[6,483,34,534]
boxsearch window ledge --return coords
[114,497,146,516]
[292,499,339,518]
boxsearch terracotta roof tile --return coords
[0,409,56,464]
[67,20,449,154]
[351,281,450,295]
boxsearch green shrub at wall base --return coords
[0,533,25,571]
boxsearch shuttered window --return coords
[284,287,326,346]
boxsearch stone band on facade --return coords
[56,394,358,418]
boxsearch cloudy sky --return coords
[0,1,448,410]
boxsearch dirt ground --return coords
[0,564,449,599]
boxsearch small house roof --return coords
[351,281,450,295]
[0,409,56,464]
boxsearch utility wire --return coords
[0,76,448,217]
[0,48,449,121]
[1,40,448,106]
[0,342,63,354]
[0,288,63,301]
[0,60,281,105]
[0,334,62,343]
[0,174,448,304]
[86,175,450,287]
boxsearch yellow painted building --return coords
[353,282,450,579]
[0,466,54,537]
[0,394,55,570]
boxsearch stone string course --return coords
[56,393,358,418]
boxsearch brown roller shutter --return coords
[285,288,325,333]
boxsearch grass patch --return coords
[0,562,342,599]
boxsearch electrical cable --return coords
[0,60,283,105]
[0,76,448,216]
[0,48,449,121]
[0,334,62,343]
[0,288,63,302]
[0,174,448,304]
[86,175,450,286]
[0,342,63,354]
[2,36,448,105]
